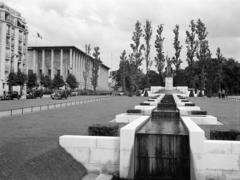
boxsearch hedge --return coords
[140,102,150,106]
[88,124,119,136]
[126,109,141,114]
[185,103,195,106]
[210,130,240,140]
[191,110,207,115]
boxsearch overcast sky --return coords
[5,0,240,71]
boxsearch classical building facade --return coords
[27,46,109,91]
[0,3,28,94]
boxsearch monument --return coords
[165,57,173,90]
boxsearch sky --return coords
[4,0,240,71]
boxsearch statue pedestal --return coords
[165,77,173,90]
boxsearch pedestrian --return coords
[222,89,225,98]
[218,89,221,98]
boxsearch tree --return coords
[186,20,198,88]
[216,47,223,91]
[52,73,64,89]
[15,71,27,95]
[85,44,91,55]
[27,73,37,90]
[84,44,91,91]
[144,20,152,73]
[40,75,52,89]
[155,24,165,77]
[172,24,182,71]
[91,46,101,94]
[7,72,17,91]
[66,74,78,89]
[119,50,128,93]
[196,19,211,91]
[128,21,145,91]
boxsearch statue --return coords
[165,56,173,77]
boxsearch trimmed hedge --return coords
[140,102,150,106]
[185,103,195,106]
[147,99,155,102]
[191,110,207,115]
[88,124,119,136]
[210,130,240,140]
[181,100,189,102]
[126,109,141,114]
[144,91,148,97]
[189,90,194,97]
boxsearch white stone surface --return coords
[178,106,201,116]
[181,116,240,180]
[59,135,120,174]
[189,115,220,125]
[165,77,173,90]
[134,105,156,115]
[120,116,150,179]
[115,113,142,123]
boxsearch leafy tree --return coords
[52,73,64,89]
[40,75,52,89]
[155,24,165,76]
[196,19,211,91]
[147,70,162,86]
[84,44,91,91]
[27,73,38,90]
[143,20,152,73]
[15,71,27,95]
[172,24,182,71]
[119,50,128,93]
[128,21,145,91]
[7,72,17,91]
[186,20,198,88]
[66,74,78,89]
[91,46,101,94]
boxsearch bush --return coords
[189,90,194,97]
[210,130,240,140]
[198,90,203,97]
[42,89,52,95]
[181,99,189,102]
[185,103,195,106]
[140,102,150,105]
[135,90,141,96]
[88,124,119,136]
[126,109,141,114]
[147,99,155,102]
[191,110,207,115]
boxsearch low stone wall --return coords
[59,135,120,174]
[181,116,240,180]
[114,113,142,123]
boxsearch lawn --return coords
[0,96,147,180]
[189,97,240,138]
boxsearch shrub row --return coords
[126,109,141,114]
[88,124,119,136]
[210,130,240,140]
[191,110,207,115]
[140,102,150,106]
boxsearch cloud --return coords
[6,0,240,70]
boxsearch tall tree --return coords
[143,20,152,73]
[83,59,91,91]
[196,19,211,91]
[15,71,27,95]
[172,24,182,71]
[85,44,91,55]
[119,50,128,92]
[128,21,145,91]
[27,73,37,90]
[185,20,198,88]
[91,46,101,94]
[155,24,165,76]
[216,47,223,91]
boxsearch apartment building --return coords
[0,3,28,94]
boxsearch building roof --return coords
[28,45,110,70]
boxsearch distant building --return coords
[0,3,28,94]
[27,46,110,91]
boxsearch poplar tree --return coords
[155,24,165,76]
[143,20,152,73]
[172,24,182,71]
[91,46,101,94]
[119,50,128,92]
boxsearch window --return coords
[57,69,60,75]
[28,69,33,75]
[48,69,51,76]
[39,69,42,75]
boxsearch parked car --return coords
[51,90,68,100]
[1,91,21,100]
[27,90,43,99]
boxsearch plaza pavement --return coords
[0,96,147,180]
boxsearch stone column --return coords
[60,49,63,77]
[33,49,36,73]
[51,49,54,79]
[69,48,72,74]
[42,49,45,75]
